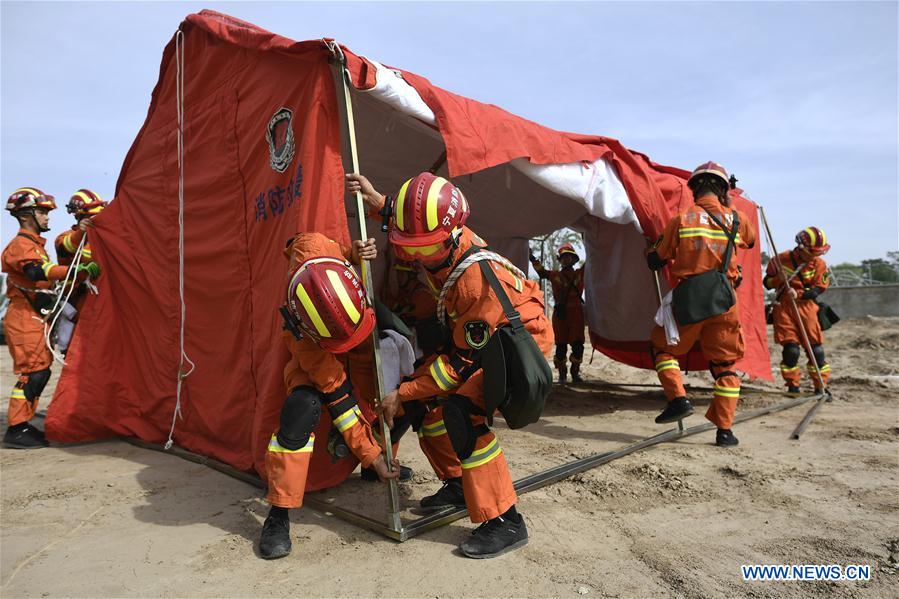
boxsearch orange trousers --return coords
[4,299,52,427]
[417,406,463,481]
[552,304,585,345]
[651,304,744,430]
[773,300,831,390]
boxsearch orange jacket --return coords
[281,232,381,467]
[532,261,585,310]
[2,229,68,303]
[397,227,546,402]
[55,226,94,267]
[655,194,756,283]
[763,250,830,295]
[384,262,439,326]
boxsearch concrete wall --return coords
[819,284,899,318]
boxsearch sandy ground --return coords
[1,317,897,598]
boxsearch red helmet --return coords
[558,243,580,262]
[388,172,469,263]
[286,257,375,353]
[795,226,830,255]
[6,187,56,213]
[687,161,729,189]
[67,189,107,217]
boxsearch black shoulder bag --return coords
[477,260,553,429]
[671,209,740,326]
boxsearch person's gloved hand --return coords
[528,252,538,263]
[646,251,666,271]
[76,262,101,278]
[801,287,822,300]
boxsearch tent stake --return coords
[117,389,820,543]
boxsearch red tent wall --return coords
[47,10,771,485]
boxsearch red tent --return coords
[46,10,771,486]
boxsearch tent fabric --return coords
[46,9,771,486]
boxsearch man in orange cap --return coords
[530,243,586,382]
[259,232,400,559]
[2,188,88,448]
[764,227,832,395]
[645,162,756,447]
[347,172,552,559]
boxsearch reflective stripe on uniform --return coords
[333,405,363,433]
[40,257,56,277]
[82,248,92,260]
[780,363,800,372]
[679,227,741,242]
[713,384,740,398]
[62,234,78,253]
[461,437,503,469]
[267,433,315,453]
[429,355,459,391]
[10,388,25,400]
[418,419,447,438]
[807,364,831,373]
[655,359,680,373]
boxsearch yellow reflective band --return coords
[679,227,742,242]
[780,363,800,372]
[17,187,41,196]
[512,274,523,292]
[62,234,77,253]
[41,259,55,277]
[419,419,447,438]
[461,438,503,469]
[10,389,26,400]
[426,177,448,231]
[333,406,362,433]
[807,364,831,373]
[395,179,411,232]
[82,249,93,260]
[326,269,361,324]
[429,356,458,391]
[713,385,741,398]
[267,433,315,453]
[295,282,331,338]
[655,359,680,372]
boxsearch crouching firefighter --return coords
[259,232,401,560]
[645,162,756,447]
[530,244,586,382]
[355,172,553,559]
[2,188,88,448]
[764,227,833,395]
[53,189,106,356]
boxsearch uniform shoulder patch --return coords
[463,320,490,349]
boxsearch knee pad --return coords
[554,344,568,360]
[782,343,801,367]
[24,369,51,401]
[708,361,737,380]
[811,345,826,367]
[441,396,479,460]
[570,343,585,361]
[277,386,321,450]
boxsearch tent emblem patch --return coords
[266,107,296,173]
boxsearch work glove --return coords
[801,287,822,301]
[646,251,666,271]
[528,252,538,263]
[76,262,101,278]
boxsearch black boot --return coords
[3,423,49,449]
[654,397,694,424]
[570,364,583,383]
[361,464,414,482]
[716,428,739,447]
[420,478,465,511]
[786,385,801,396]
[459,508,529,559]
[259,507,291,559]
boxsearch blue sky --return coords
[2,1,896,265]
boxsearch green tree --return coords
[860,258,899,283]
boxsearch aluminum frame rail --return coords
[120,390,821,542]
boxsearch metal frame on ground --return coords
[121,389,822,542]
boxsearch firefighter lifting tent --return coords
[46,10,772,484]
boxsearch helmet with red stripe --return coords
[388,172,469,264]
[557,243,580,263]
[687,161,729,189]
[6,187,56,213]
[67,189,107,218]
[286,257,375,353]
[795,226,830,255]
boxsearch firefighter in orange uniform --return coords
[763,227,832,394]
[53,189,107,355]
[2,188,83,448]
[645,162,756,447]
[530,244,586,382]
[348,172,552,559]
[259,232,401,559]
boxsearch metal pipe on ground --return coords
[119,390,821,542]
